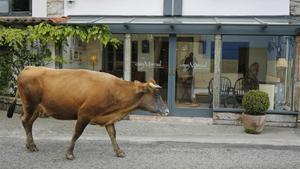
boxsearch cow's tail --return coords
[7,89,19,118]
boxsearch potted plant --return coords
[242,90,270,134]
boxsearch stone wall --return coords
[0,96,22,114]
[291,0,300,15]
[47,0,64,17]
[213,112,298,127]
[0,96,49,117]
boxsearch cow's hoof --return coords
[66,153,75,160]
[26,144,39,152]
[116,150,125,158]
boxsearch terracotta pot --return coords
[242,113,266,134]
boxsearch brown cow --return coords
[7,66,169,160]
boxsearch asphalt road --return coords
[1,137,300,169]
[1,110,300,169]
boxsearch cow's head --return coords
[136,80,169,116]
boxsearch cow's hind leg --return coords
[22,105,39,152]
[105,124,125,158]
[66,118,89,160]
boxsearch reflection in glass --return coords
[131,34,169,101]
[62,35,124,77]
[175,35,214,108]
[221,36,295,111]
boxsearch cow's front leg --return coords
[66,118,89,160]
[105,124,125,157]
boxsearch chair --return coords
[180,75,193,102]
[208,76,232,108]
[233,77,259,107]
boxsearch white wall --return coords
[32,0,290,17]
[32,0,47,17]
[65,0,164,16]
[182,0,290,16]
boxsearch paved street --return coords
[1,137,300,169]
[1,111,300,169]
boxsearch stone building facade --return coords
[47,0,64,17]
[291,0,300,15]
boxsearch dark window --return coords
[102,42,124,78]
[0,0,31,15]
[12,0,30,12]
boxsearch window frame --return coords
[0,0,32,16]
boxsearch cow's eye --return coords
[154,92,161,98]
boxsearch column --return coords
[168,34,177,112]
[48,41,56,68]
[213,34,222,108]
[293,35,300,112]
[124,34,132,81]
[147,37,155,81]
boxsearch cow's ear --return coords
[147,80,162,90]
[147,79,156,84]
[135,80,161,93]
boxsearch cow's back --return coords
[18,67,120,119]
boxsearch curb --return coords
[128,114,213,125]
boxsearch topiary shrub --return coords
[242,90,270,115]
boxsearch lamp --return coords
[276,58,288,68]
[276,57,287,83]
[90,55,97,70]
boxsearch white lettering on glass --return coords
[135,60,163,69]
[179,61,208,70]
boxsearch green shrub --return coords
[242,90,270,115]
[0,23,118,96]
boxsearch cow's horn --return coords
[149,82,162,89]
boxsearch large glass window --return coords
[64,39,103,70]
[175,35,215,108]
[63,35,124,77]
[131,34,169,100]
[63,34,169,101]
[102,38,124,77]
[220,36,295,111]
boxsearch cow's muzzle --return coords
[160,108,169,116]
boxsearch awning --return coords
[65,16,300,35]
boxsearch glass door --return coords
[131,34,169,101]
[170,35,214,117]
